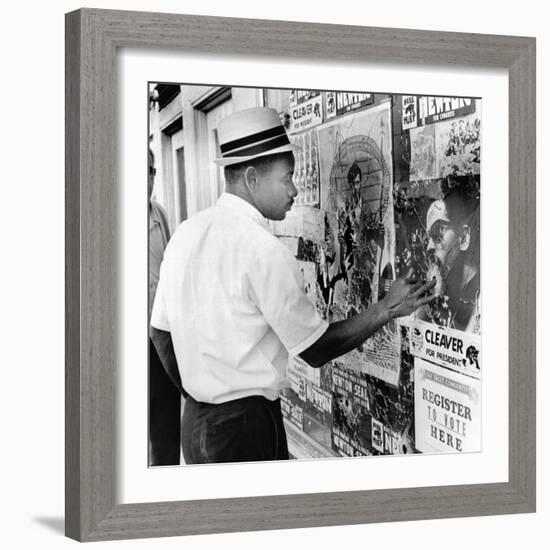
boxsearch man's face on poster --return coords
[425,199,469,296]
[347,162,362,197]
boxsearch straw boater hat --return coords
[214,107,299,167]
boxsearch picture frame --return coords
[65,8,536,542]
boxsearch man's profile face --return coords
[254,153,297,221]
[426,199,462,295]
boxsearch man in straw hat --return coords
[151,107,435,464]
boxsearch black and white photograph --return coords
[147,84,481,466]
[2,0,543,546]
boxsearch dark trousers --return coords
[181,394,289,464]
[149,338,181,466]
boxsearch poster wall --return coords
[260,90,482,460]
[147,83,483,467]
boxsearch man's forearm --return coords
[150,327,186,396]
[299,269,437,368]
[300,300,391,368]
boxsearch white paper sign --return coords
[290,95,323,133]
[409,319,481,379]
[414,358,481,454]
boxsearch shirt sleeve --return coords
[150,261,170,332]
[245,237,329,356]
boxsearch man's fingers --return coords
[411,278,436,297]
[409,280,424,293]
[403,267,415,282]
[415,292,437,307]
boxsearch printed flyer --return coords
[414,358,481,453]
[408,319,481,379]
[409,124,436,181]
[331,363,372,456]
[418,96,476,126]
[289,95,323,134]
[335,92,374,116]
[280,391,305,431]
[303,380,333,448]
[402,95,419,130]
[290,129,321,207]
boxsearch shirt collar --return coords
[216,192,270,230]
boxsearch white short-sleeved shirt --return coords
[151,192,329,404]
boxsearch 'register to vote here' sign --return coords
[408,319,481,454]
[414,358,481,453]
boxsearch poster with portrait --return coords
[316,101,400,386]
[393,175,480,334]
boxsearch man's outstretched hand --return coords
[300,268,437,369]
[381,268,437,320]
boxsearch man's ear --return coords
[244,165,258,192]
[459,224,471,252]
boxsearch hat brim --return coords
[214,143,301,167]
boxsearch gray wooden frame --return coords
[65,8,536,542]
